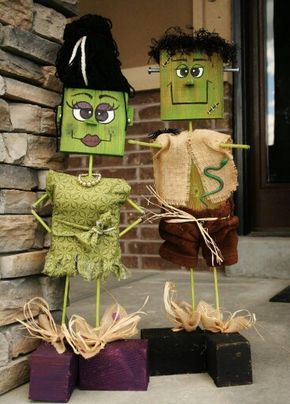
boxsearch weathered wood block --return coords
[141,327,206,376]
[29,343,78,402]
[205,332,253,387]
[79,340,149,391]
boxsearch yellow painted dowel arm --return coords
[220,143,250,150]
[32,192,49,208]
[127,198,144,214]
[129,139,249,150]
[31,192,51,233]
[119,218,142,238]
[128,139,162,149]
[31,209,51,233]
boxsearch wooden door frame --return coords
[235,0,290,234]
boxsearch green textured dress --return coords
[43,170,131,281]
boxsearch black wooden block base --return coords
[29,342,78,402]
[205,332,253,387]
[141,327,206,376]
[270,285,290,302]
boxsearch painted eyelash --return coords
[66,101,119,111]
[66,101,74,109]
[108,103,120,111]
[67,100,92,109]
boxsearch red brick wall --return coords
[67,83,232,271]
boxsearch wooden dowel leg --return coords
[212,267,220,311]
[96,278,101,328]
[190,268,195,311]
[61,275,70,325]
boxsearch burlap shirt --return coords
[152,129,238,207]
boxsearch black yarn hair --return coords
[149,27,237,65]
[148,128,180,140]
[55,14,134,96]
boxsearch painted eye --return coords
[191,66,204,78]
[72,101,93,121]
[176,64,189,78]
[95,103,115,124]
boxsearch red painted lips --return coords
[81,135,101,147]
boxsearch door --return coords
[239,0,290,233]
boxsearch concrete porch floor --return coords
[1,270,290,404]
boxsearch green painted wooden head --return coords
[160,51,224,120]
[58,88,134,156]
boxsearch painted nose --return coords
[86,117,98,126]
[185,79,195,87]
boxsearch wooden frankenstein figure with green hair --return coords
[131,28,256,352]
[20,15,149,398]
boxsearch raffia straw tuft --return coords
[62,298,148,359]
[164,281,200,332]
[144,186,224,266]
[17,297,66,354]
[197,301,256,333]
[163,283,256,334]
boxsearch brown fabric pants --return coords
[159,200,239,267]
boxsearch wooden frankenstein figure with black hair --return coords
[20,15,149,401]
[133,28,255,385]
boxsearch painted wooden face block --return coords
[160,51,224,120]
[58,88,134,156]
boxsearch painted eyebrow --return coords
[99,94,118,101]
[193,58,208,61]
[71,92,93,98]
[172,58,187,62]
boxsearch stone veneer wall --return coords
[0,0,79,395]
[68,83,233,271]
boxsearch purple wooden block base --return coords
[29,342,78,402]
[79,339,149,391]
